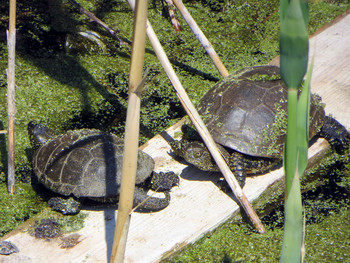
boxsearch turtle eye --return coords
[192,150,202,159]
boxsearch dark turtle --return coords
[28,122,179,214]
[171,66,349,186]
[0,241,19,255]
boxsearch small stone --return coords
[34,218,61,239]
[0,241,19,255]
[60,233,82,249]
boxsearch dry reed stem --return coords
[127,0,265,233]
[7,0,17,195]
[172,0,229,78]
[110,0,148,262]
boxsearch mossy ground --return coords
[0,0,349,259]
[0,182,46,237]
[27,209,88,238]
[163,208,350,262]
[164,153,350,262]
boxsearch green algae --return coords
[0,183,47,237]
[27,209,88,237]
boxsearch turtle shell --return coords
[197,66,325,158]
[33,129,154,197]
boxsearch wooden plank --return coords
[1,13,350,263]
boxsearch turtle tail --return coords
[133,188,170,212]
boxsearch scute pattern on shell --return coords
[33,129,154,197]
[197,66,325,158]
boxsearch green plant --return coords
[279,0,310,262]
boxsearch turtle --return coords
[170,65,349,187]
[28,122,179,214]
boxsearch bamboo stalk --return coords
[127,0,265,233]
[172,0,229,78]
[7,0,17,195]
[110,0,148,262]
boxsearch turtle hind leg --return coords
[227,151,280,189]
[48,196,81,215]
[149,171,179,191]
[319,116,350,154]
[133,187,171,212]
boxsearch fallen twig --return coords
[164,0,182,32]
[68,0,127,45]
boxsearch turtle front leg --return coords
[217,151,246,191]
[132,171,178,211]
[133,187,171,212]
[228,151,247,188]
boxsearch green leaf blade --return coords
[280,0,309,89]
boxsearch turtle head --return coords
[170,139,218,171]
[28,121,54,148]
[181,124,201,141]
